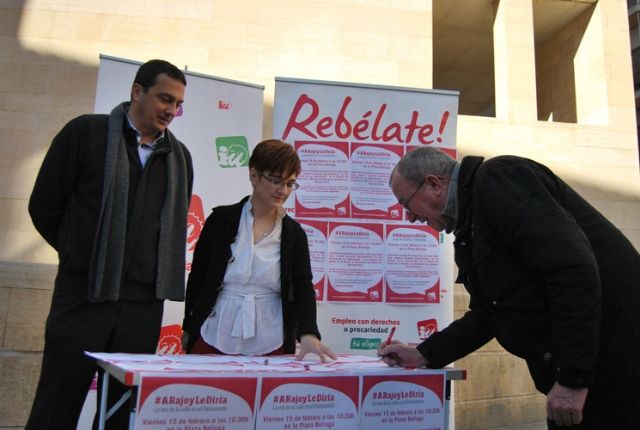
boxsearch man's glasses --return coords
[259,172,300,190]
[402,179,425,211]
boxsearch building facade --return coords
[1,0,637,428]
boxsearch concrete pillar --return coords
[493,0,538,122]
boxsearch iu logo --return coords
[187,194,205,253]
[156,324,184,355]
[217,98,231,110]
[417,319,438,340]
[216,136,249,168]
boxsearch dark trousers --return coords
[25,291,163,430]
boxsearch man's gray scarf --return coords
[87,102,189,302]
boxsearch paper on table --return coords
[87,352,392,374]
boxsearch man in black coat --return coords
[379,147,640,429]
[26,59,193,429]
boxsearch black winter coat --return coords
[28,113,193,298]
[418,156,640,393]
[182,196,322,353]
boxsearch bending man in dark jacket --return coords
[379,147,640,429]
[26,59,193,429]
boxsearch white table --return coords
[87,352,465,430]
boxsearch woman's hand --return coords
[297,335,337,362]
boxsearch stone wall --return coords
[0,262,54,427]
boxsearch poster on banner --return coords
[258,376,359,429]
[385,224,440,304]
[294,141,351,218]
[298,219,328,300]
[93,54,264,340]
[135,375,257,430]
[273,78,459,357]
[350,143,404,220]
[326,222,384,303]
[360,372,446,430]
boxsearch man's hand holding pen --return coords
[377,328,430,369]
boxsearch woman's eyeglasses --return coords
[259,172,300,190]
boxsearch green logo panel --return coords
[350,337,381,350]
[215,136,249,168]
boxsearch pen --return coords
[380,326,399,362]
[385,326,396,345]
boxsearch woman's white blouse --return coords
[200,199,285,355]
